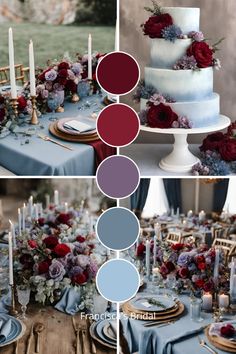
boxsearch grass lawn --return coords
[0,22,115,68]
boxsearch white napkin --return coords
[0,318,12,343]
[63,120,94,133]
[109,320,117,337]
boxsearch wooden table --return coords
[1,305,116,354]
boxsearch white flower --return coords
[46,279,54,287]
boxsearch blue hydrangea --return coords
[162,25,182,42]
[192,152,231,176]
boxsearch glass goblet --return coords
[17,286,31,320]
[47,92,61,121]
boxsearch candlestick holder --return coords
[9,284,18,316]
[10,98,19,119]
[71,93,80,103]
[30,96,38,125]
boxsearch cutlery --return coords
[14,340,18,354]
[72,317,82,354]
[197,336,218,354]
[34,322,45,353]
[88,318,97,354]
[143,320,175,328]
[81,323,90,354]
[38,134,74,151]
[26,324,34,354]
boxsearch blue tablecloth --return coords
[0,95,105,176]
[121,294,232,354]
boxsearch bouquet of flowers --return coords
[14,204,103,306]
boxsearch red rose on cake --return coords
[219,138,236,161]
[147,103,178,128]
[143,13,173,38]
[187,41,213,68]
[200,132,225,152]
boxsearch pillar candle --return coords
[145,240,150,278]
[187,210,193,218]
[18,208,22,236]
[8,232,14,285]
[9,220,16,248]
[219,294,229,309]
[8,28,17,99]
[54,190,59,206]
[202,293,212,311]
[29,40,36,96]
[88,34,92,80]
[176,207,180,219]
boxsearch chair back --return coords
[213,238,236,264]
[166,231,182,244]
[0,64,29,86]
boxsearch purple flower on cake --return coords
[171,116,193,129]
[49,259,66,281]
[173,55,198,70]
[188,31,205,42]
[149,93,166,105]
[45,69,58,81]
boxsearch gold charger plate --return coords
[89,322,116,350]
[49,123,99,142]
[122,301,184,321]
[126,298,180,316]
[56,117,96,136]
[205,326,236,353]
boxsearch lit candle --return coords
[187,210,193,218]
[9,220,16,248]
[22,203,26,231]
[34,203,38,220]
[45,194,50,209]
[28,195,33,217]
[199,210,206,222]
[219,294,229,309]
[153,236,157,266]
[202,293,212,311]
[29,40,36,96]
[8,232,14,285]
[145,240,150,278]
[65,202,68,213]
[8,28,17,99]
[88,34,92,80]
[18,208,22,236]
[154,223,161,241]
[176,207,180,218]
[54,190,59,206]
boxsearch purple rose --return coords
[45,69,58,81]
[88,261,98,277]
[177,252,191,267]
[76,255,90,268]
[49,260,66,281]
[72,63,83,75]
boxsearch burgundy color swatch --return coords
[97,104,140,147]
[96,52,140,95]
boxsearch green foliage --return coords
[75,0,116,25]
[144,1,162,16]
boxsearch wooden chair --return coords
[212,238,236,264]
[166,231,182,244]
[0,64,29,86]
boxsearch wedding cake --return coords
[138,5,223,129]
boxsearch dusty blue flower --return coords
[162,25,182,42]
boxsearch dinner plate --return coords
[102,321,117,341]
[0,314,25,347]
[49,123,99,142]
[96,319,116,345]
[90,321,116,349]
[130,295,176,312]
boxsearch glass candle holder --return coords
[190,298,203,322]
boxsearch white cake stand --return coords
[140,115,231,173]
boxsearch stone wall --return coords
[0,0,77,24]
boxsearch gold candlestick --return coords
[31,96,38,125]
[10,98,19,118]
[71,93,80,103]
[9,284,18,316]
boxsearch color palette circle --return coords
[96,51,140,95]
[97,104,140,147]
[96,207,140,251]
[96,259,140,302]
[96,155,140,199]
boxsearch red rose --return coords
[200,132,224,152]
[0,96,5,104]
[57,69,68,85]
[171,243,185,251]
[178,267,189,279]
[219,138,236,161]
[0,108,5,122]
[57,213,71,226]
[54,243,71,257]
[76,235,86,243]
[28,240,37,249]
[65,80,77,93]
[72,271,88,285]
[38,218,45,226]
[198,262,206,270]
[136,243,146,257]
[58,62,70,70]
[147,103,178,128]
[187,41,213,68]
[38,68,51,82]
[43,236,59,249]
[160,263,169,276]
[38,260,51,274]
[17,96,27,111]
[221,324,235,338]
[195,255,205,264]
[166,261,175,272]
[143,14,173,38]
[195,279,205,289]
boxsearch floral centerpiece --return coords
[14,204,103,308]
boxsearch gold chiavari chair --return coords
[0,64,29,86]
[212,238,236,265]
[166,231,182,245]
